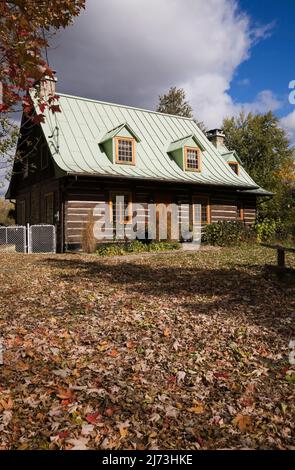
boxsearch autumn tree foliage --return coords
[223,111,295,232]
[0,0,85,118]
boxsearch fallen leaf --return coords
[67,437,89,450]
[187,404,204,414]
[232,414,253,432]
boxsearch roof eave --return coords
[65,170,257,190]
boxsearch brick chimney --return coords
[39,72,57,98]
[207,129,225,149]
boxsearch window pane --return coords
[117,139,133,163]
[229,163,239,174]
[186,149,199,170]
[194,198,208,224]
[112,194,131,223]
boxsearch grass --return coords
[0,245,294,450]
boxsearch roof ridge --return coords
[57,92,195,121]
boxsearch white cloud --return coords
[48,0,278,127]
[281,109,295,142]
[237,78,250,86]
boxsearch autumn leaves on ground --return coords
[0,246,294,450]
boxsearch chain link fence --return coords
[0,226,26,253]
[28,224,56,254]
[0,224,56,254]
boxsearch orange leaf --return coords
[232,414,253,432]
[56,388,75,401]
[187,404,204,414]
[109,349,119,357]
[0,397,13,410]
[119,427,128,438]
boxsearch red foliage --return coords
[0,0,85,119]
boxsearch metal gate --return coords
[28,224,56,254]
[0,224,56,254]
[0,226,27,253]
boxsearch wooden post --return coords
[277,248,285,268]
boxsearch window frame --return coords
[192,195,211,225]
[115,136,136,165]
[184,146,201,172]
[228,161,239,175]
[109,191,133,225]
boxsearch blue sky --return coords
[46,0,295,138]
[231,0,295,120]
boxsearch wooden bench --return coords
[261,243,295,268]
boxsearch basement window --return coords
[228,162,239,175]
[184,147,200,171]
[115,137,135,164]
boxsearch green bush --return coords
[253,218,277,242]
[202,221,255,247]
[275,220,295,244]
[96,240,181,256]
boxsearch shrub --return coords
[147,241,181,252]
[202,221,254,247]
[253,218,277,242]
[0,198,15,226]
[275,220,295,244]
[96,240,181,256]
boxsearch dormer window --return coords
[100,123,140,166]
[228,162,239,175]
[116,137,135,164]
[167,135,204,172]
[184,147,201,172]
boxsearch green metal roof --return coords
[167,134,205,153]
[99,122,141,144]
[239,188,274,196]
[37,93,259,189]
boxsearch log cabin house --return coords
[6,76,272,252]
